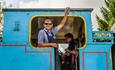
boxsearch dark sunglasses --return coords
[44,23,53,25]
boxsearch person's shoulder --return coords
[52,27,56,30]
[52,27,58,33]
[39,29,45,34]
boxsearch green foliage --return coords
[106,0,115,18]
[96,0,115,31]
[0,2,3,24]
[96,15,109,31]
[0,2,3,37]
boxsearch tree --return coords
[0,1,3,37]
[96,0,115,31]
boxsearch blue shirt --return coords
[38,27,58,44]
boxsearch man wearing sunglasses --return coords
[38,7,70,48]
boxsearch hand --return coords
[65,48,70,52]
[72,51,76,54]
[65,7,70,15]
[75,51,78,56]
[50,43,58,48]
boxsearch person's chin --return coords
[47,28,51,30]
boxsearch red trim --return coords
[50,51,52,70]
[82,52,108,70]
[0,44,26,46]
[106,52,108,70]
[82,52,85,70]
[0,44,53,70]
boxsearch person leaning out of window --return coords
[37,7,70,48]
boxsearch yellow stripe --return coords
[29,14,87,49]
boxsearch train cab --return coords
[0,8,114,70]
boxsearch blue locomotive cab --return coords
[0,8,114,70]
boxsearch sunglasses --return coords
[44,23,53,25]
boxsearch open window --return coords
[30,15,86,48]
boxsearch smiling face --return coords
[43,19,53,31]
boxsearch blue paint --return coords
[0,9,113,70]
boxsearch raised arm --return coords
[56,7,70,31]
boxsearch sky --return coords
[3,0,106,30]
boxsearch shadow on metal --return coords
[111,43,115,70]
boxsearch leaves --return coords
[96,0,115,31]
[96,15,109,31]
